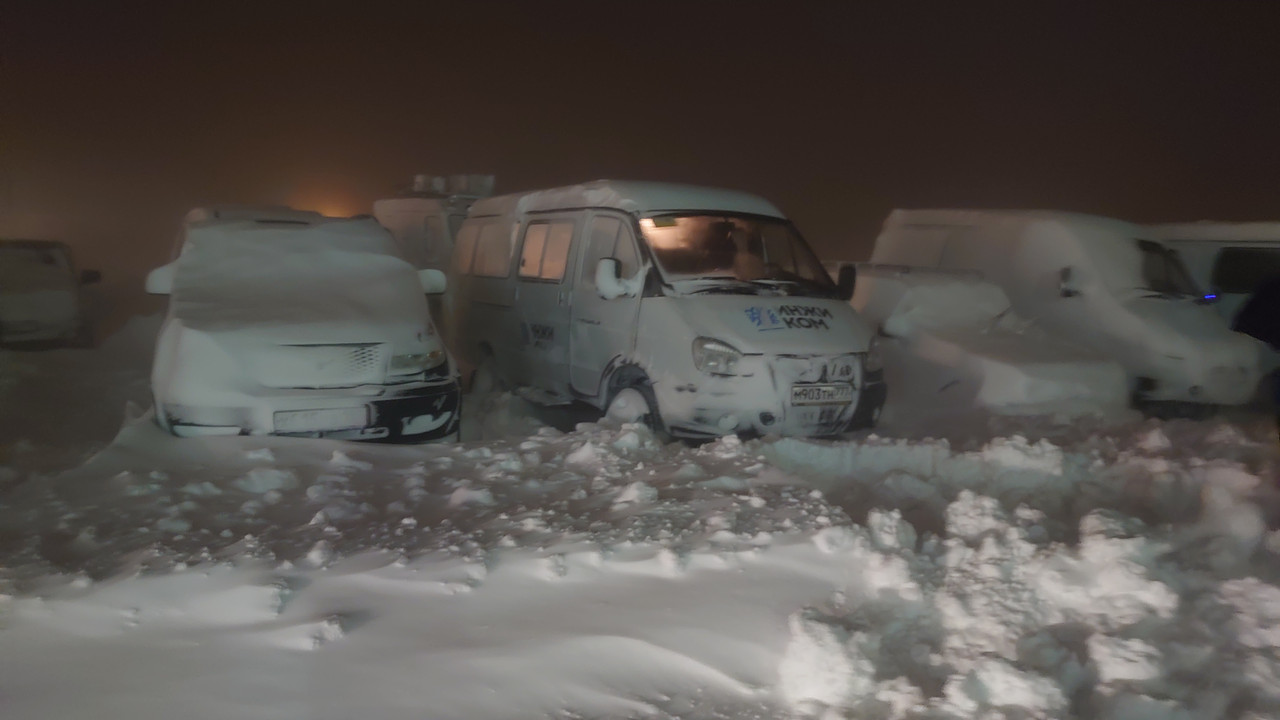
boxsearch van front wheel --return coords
[605,385,669,443]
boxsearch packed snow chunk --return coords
[1135,427,1173,453]
[564,441,605,471]
[866,508,917,553]
[940,658,1067,719]
[328,450,372,471]
[267,614,346,651]
[812,526,863,555]
[306,540,333,567]
[233,467,298,494]
[980,435,1063,476]
[1216,578,1280,651]
[243,447,275,462]
[448,486,495,507]
[1096,692,1199,720]
[179,481,222,497]
[777,610,877,713]
[944,491,1010,543]
[1089,635,1163,683]
[612,481,658,508]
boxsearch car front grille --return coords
[249,343,389,388]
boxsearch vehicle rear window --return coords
[473,222,515,278]
[1212,247,1280,294]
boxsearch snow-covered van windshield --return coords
[1136,239,1200,297]
[639,214,837,297]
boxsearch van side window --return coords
[1212,247,1280,294]
[581,216,639,286]
[453,223,479,274]
[473,221,515,278]
[519,224,549,278]
[519,220,574,281]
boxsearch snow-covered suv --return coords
[144,207,460,441]
[0,239,100,347]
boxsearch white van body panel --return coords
[1149,221,1280,323]
[872,210,1261,406]
[852,268,1131,419]
[150,213,460,441]
[450,180,885,438]
[372,197,465,271]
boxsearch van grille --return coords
[250,343,389,388]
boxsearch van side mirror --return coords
[418,268,447,295]
[836,265,857,301]
[596,257,630,299]
[145,263,175,295]
[1058,266,1081,298]
[79,269,102,285]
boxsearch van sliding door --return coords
[514,215,579,397]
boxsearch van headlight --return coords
[863,337,883,373]
[692,337,743,376]
[390,350,446,375]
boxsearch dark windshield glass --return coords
[1137,240,1199,296]
[639,214,834,293]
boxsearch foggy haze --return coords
[4,1,1279,309]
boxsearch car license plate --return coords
[274,407,368,433]
[790,383,854,406]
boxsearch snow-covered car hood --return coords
[668,295,874,354]
[1125,296,1258,363]
[170,241,433,349]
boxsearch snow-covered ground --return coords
[2,317,1279,719]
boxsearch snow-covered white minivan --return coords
[870,210,1262,411]
[447,180,884,439]
[145,207,460,442]
[1148,221,1280,325]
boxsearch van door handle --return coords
[578,318,601,326]
[558,291,569,305]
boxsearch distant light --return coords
[1204,294,1218,300]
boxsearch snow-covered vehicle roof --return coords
[1148,221,1280,243]
[183,205,326,225]
[468,180,785,219]
[881,208,1139,240]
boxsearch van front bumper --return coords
[658,366,886,440]
[161,379,462,443]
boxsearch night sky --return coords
[4,1,1280,292]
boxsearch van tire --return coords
[605,381,669,443]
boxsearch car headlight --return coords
[390,350,446,375]
[863,336,883,373]
[692,337,743,376]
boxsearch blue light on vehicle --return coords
[1203,294,1218,300]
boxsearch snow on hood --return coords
[170,223,430,345]
[670,295,874,354]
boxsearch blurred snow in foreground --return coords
[1,316,1278,720]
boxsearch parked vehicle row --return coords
[0,239,100,347]
[130,178,1278,443]
[856,210,1263,416]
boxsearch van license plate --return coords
[274,407,368,432]
[791,383,854,406]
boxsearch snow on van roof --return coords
[182,214,400,256]
[184,205,326,226]
[468,180,785,219]
[884,208,1140,236]
[1149,221,1280,243]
